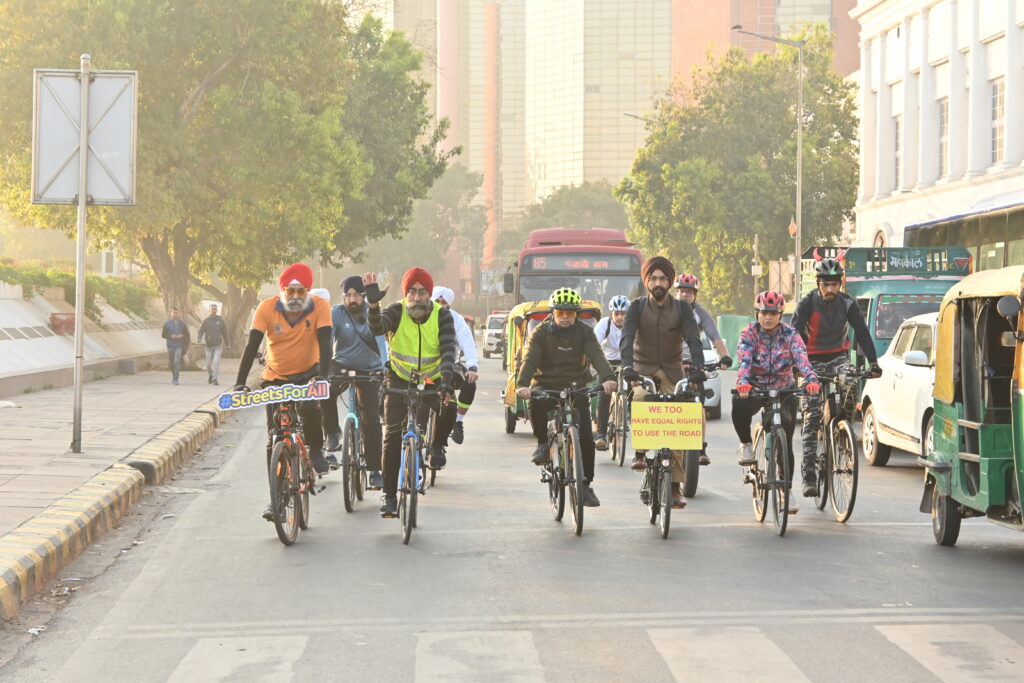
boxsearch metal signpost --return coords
[31,55,137,453]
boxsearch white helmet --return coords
[608,295,630,312]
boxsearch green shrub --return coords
[0,261,155,322]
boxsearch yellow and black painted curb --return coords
[0,400,225,620]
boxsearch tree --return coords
[616,24,858,314]
[0,2,447,344]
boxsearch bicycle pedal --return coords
[743,472,756,485]
[640,490,651,505]
[540,471,551,483]
[313,484,327,495]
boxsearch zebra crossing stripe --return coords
[166,635,308,682]
[415,630,544,682]
[648,626,811,682]
[876,623,1024,681]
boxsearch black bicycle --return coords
[532,385,604,536]
[329,369,386,513]
[734,386,805,537]
[676,361,721,497]
[809,370,868,523]
[608,368,631,467]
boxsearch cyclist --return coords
[673,273,733,465]
[369,267,458,518]
[620,256,706,509]
[516,288,617,507]
[593,294,629,450]
[734,291,819,514]
[233,263,333,520]
[431,286,479,450]
[321,274,388,491]
[790,256,882,497]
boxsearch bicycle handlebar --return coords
[530,385,605,401]
[329,369,387,385]
[730,387,806,399]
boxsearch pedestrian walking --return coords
[197,303,229,385]
[161,307,188,385]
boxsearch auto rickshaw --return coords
[502,299,603,433]
[919,265,1024,546]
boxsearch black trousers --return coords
[382,376,441,495]
[262,378,324,466]
[321,373,383,471]
[731,393,798,476]
[529,393,596,483]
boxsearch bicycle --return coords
[674,361,721,497]
[734,386,805,537]
[386,374,448,545]
[809,370,868,523]
[329,369,386,513]
[532,384,604,536]
[267,396,326,546]
[608,368,631,467]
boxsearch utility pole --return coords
[751,234,762,299]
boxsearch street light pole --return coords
[732,26,806,301]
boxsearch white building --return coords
[853,0,1024,270]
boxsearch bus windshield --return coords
[519,274,642,303]
[874,294,944,340]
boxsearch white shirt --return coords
[450,307,479,369]
[595,317,623,362]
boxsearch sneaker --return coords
[594,433,608,451]
[213,379,219,385]
[531,443,550,466]
[671,483,687,509]
[262,503,274,521]
[326,429,342,452]
[631,454,647,471]
[583,486,601,507]
[326,453,339,470]
[207,376,212,384]
[429,445,447,469]
[451,421,465,444]
[737,443,755,466]
[786,493,800,514]
[172,378,179,385]
[802,477,817,498]
[379,494,398,518]
[699,453,711,466]
[309,448,329,475]
[368,470,384,490]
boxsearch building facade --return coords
[853,0,1024,270]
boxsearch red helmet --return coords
[674,273,700,290]
[754,290,785,312]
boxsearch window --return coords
[891,325,915,359]
[991,78,1005,164]
[937,98,949,177]
[908,324,934,360]
[893,115,902,189]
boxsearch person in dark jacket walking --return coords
[161,307,188,385]
[197,304,229,384]
[516,288,617,507]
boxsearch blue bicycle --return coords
[329,369,386,513]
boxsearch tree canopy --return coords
[616,25,858,314]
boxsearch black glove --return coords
[364,282,387,304]
[622,367,640,384]
[719,355,733,369]
[687,368,707,384]
[233,384,249,393]
[441,371,460,390]
[869,363,882,379]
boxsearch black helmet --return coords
[815,257,844,281]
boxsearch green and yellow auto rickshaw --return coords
[919,265,1024,545]
[502,299,603,433]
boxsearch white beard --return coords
[280,291,309,313]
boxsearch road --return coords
[3,361,1024,681]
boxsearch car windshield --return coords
[487,317,504,329]
[874,294,943,340]
[519,274,642,303]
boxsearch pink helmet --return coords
[674,273,700,290]
[754,290,785,312]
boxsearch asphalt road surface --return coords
[3,362,1024,681]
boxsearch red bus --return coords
[503,228,644,304]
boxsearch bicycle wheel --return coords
[269,442,298,546]
[567,427,585,535]
[354,424,365,502]
[645,468,659,524]
[618,399,630,467]
[813,429,829,511]
[296,445,311,530]
[829,420,859,523]
[751,427,768,523]
[399,437,417,544]
[607,396,619,462]
[682,450,700,498]
[769,427,790,537]
[658,457,672,539]
[342,420,356,513]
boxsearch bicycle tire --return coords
[618,398,630,467]
[770,427,789,537]
[751,427,768,522]
[269,442,298,546]
[567,427,585,535]
[607,396,618,462]
[423,411,435,489]
[353,421,365,501]
[813,428,828,511]
[829,420,858,523]
[296,445,311,531]
[682,450,700,498]
[646,467,659,524]
[400,436,417,544]
[658,454,672,539]
[342,420,356,513]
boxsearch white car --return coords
[859,312,937,466]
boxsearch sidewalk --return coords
[0,361,238,618]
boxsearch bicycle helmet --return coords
[608,295,630,312]
[754,290,785,312]
[674,273,700,290]
[815,257,845,280]
[549,288,582,310]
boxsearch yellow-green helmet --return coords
[549,287,581,311]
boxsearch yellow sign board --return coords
[630,401,704,450]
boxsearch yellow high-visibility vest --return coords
[388,300,442,381]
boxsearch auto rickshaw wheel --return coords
[862,404,892,467]
[931,480,961,546]
[505,406,517,434]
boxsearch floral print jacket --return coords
[736,321,818,390]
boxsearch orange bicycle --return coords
[268,400,324,546]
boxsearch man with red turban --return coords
[234,263,333,521]
[368,268,458,518]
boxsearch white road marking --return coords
[415,630,544,682]
[648,626,811,682]
[166,635,308,682]
[877,623,1024,681]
